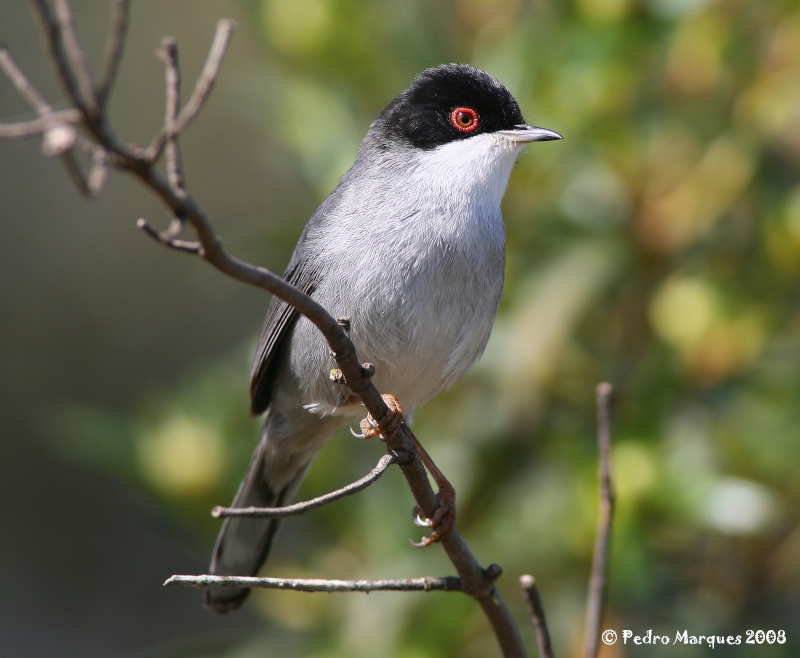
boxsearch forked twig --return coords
[144,19,235,162]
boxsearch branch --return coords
[96,0,128,107]
[145,19,235,162]
[583,382,615,658]
[0,40,103,191]
[1,6,527,657]
[0,110,80,140]
[0,42,56,115]
[212,452,401,519]
[0,42,76,152]
[52,0,97,112]
[519,575,554,658]
[30,0,94,115]
[164,574,464,593]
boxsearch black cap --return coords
[375,63,529,150]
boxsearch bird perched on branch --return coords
[205,63,561,613]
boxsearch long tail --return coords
[203,407,344,614]
[203,435,310,614]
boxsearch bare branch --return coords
[0,43,54,115]
[137,218,201,254]
[85,147,109,194]
[156,37,185,198]
[165,573,464,593]
[59,148,90,191]
[52,0,97,112]
[520,575,554,658]
[0,39,106,193]
[145,20,235,161]
[174,20,235,134]
[0,110,80,139]
[213,452,401,519]
[583,382,615,658]
[30,0,92,114]
[0,43,82,162]
[50,139,107,196]
[96,0,129,107]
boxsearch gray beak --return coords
[498,124,563,143]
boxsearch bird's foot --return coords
[404,424,456,546]
[351,394,457,545]
[353,393,404,440]
[412,477,456,547]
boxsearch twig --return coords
[212,452,400,519]
[174,20,235,134]
[30,0,91,114]
[85,146,108,194]
[137,218,201,253]
[52,0,97,112]
[145,20,235,161]
[0,110,80,139]
[0,43,54,115]
[164,574,464,593]
[96,0,128,107]
[156,37,185,198]
[520,575,554,658]
[583,383,615,658]
[0,41,96,191]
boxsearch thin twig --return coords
[59,148,90,191]
[30,0,90,114]
[145,20,235,161]
[96,0,129,107]
[52,0,97,112]
[85,146,108,195]
[156,37,185,198]
[0,43,80,159]
[164,574,464,593]
[213,452,400,519]
[174,19,235,133]
[137,218,201,253]
[583,382,615,658]
[520,575,554,658]
[0,43,54,114]
[0,110,81,139]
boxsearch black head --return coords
[374,63,528,150]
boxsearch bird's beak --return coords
[498,124,563,143]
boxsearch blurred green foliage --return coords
[60,0,800,655]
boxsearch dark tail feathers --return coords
[203,443,302,614]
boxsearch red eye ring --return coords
[450,107,479,133]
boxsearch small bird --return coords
[205,63,561,613]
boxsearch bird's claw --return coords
[356,393,404,440]
[410,483,456,547]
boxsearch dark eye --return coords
[449,107,479,133]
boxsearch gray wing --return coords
[249,255,319,416]
[249,173,354,415]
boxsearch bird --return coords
[204,63,562,613]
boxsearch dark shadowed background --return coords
[1,1,798,656]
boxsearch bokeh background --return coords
[1,0,798,656]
